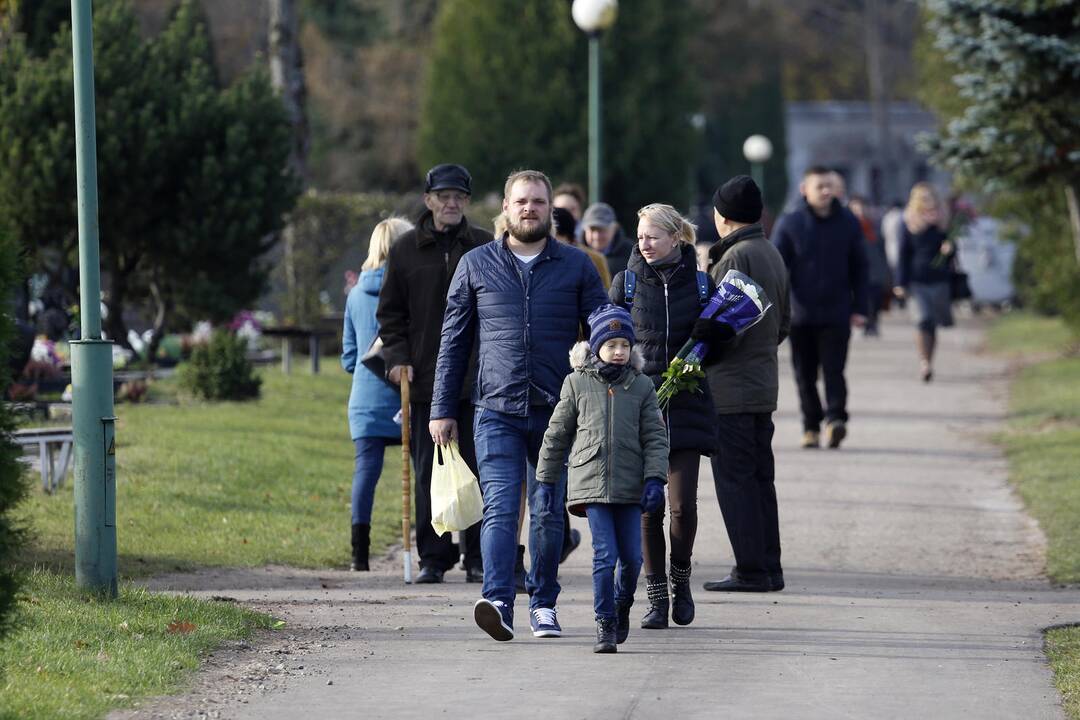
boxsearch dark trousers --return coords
[711,413,781,584]
[642,449,700,573]
[410,400,481,571]
[789,324,851,432]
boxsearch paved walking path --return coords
[122,313,1077,720]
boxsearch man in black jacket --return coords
[772,166,869,450]
[698,176,791,594]
[377,164,493,583]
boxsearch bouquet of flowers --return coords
[655,269,772,408]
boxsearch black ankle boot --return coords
[351,523,370,571]
[640,574,669,629]
[514,544,527,594]
[594,617,617,653]
[670,562,695,626]
[616,601,632,644]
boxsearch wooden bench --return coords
[261,326,335,375]
[14,427,74,494]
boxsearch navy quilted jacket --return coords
[431,236,608,419]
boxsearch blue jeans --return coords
[351,437,390,525]
[585,503,642,620]
[474,405,565,612]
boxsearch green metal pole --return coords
[588,32,602,205]
[751,162,765,205]
[70,0,117,598]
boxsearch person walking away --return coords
[430,170,608,642]
[700,175,792,593]
[772,166,869,449]
[609,204,716,629]
[582,202,634,277]
[377,163,493,583]
[849,196,891,336]
[894,182,953,382]
[342,218,413,571]
[536,304,669,652]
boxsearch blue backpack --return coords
[623,269,710,306]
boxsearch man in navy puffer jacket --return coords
[431,170,608,642]
[772,166,869,450]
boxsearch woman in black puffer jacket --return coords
[610,203,716,631]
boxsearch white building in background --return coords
[783,101,950,210]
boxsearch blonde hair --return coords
[362,217,413,270]
[492,212,508,237]
[636,203,697,246]
[903,182,947,234]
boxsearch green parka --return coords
[536,342,670,516]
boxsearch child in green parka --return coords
[536,304,669,653]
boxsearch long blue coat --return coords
[342,268,400,440]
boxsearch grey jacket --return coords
[536,342,669,516]
[704,223,791,415]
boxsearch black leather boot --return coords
[670,561,695,626]
[351,523,370,571]
[593,617,617,653]
[640,574,669,629]
[616,601,632,644]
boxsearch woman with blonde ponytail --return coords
[894,183,954,382]
[342,217,413,571]
[608,203,717,631]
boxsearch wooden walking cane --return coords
[400,373,413,584]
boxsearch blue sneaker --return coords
[474,599,513,641]
[530,607,562,638]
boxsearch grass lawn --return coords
[1047,626,1080,720]
[0,569,273,719]
[989,311,1080,719]
[7,363,407,718]
[17,364,407,576]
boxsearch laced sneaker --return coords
[474,599,514,641]
[529,606,562,638]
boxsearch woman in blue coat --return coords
[342,217,413,570]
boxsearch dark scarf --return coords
[591,356,628,384]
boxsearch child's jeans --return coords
[585,503,643,620]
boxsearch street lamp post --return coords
[742,134,773,202]
[70,0,118,598]
[572,0,618,205]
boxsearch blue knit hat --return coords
[588,304,636,355]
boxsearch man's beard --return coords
[507,214,551,244]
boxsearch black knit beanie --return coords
[712,175,763,224]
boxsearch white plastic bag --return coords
[430,441,483,535]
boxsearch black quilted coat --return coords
[610,244,716,455]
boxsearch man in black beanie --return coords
[694,175,791,593]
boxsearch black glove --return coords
[691,318,735,344]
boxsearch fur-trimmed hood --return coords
[568,340,645,373]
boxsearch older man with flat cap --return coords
[377,163,493,583]
[582,202,634,277]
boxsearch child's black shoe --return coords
[594,617,617,653]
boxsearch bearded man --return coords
[430,169,608,642]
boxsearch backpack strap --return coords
[623,270,637,306]
[696,270,709,304]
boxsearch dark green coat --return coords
[536,342,669,516]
